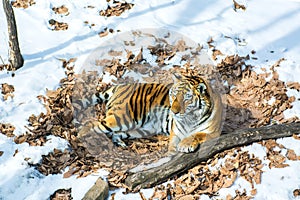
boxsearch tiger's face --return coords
[169,74,211,117]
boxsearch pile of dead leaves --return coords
[99,1,134,17]
[225,58,298,128]
[96,34,216,86]
[49,19,68,31]
[13,59,104,177]
[12,0,35,8]
[260,139,300,168]
[148,136,300,199]
[148,148,261,199]
[1,83,14,101]
[12,57,170,180]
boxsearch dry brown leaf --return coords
[52,5,69,15]
[286,149,298,161]
[150,190,167,200]
[177,194,196,200]
[49,19,68,31]
[99,28,109,37]
[271,58,286,69]
[292,134,300,140]
[293,189,300,197]
[226,194,233,200]
[250,188,257,196]
[1,83,15,100]
[253,170,261,185]
[174,185,184,196]
[0,123,15,137]
[233,0,246,11]
[223,172,237,188]
[108,50,123,57]
[287,81,300,91]
[212,49,224,60]
[50,188,72,200]
[186,179,201,194]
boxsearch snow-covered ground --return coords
[0,0,300,199]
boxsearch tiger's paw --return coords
[177,132,207,153]
[177,137,200,153]
[112,134,127,148]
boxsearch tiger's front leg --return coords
[168,129,181,155]
[177,132,207,153]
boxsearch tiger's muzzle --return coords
[170,94,185,115]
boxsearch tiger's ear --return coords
[172,72,184,83]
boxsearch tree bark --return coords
[124,122,300,191]
[3,0,24,70]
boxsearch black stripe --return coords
[141,85,153,126]
[109,85,130,105]
[114,114,122,131]
[177,120,187,133]
[160,90,169,106]
[129,89,137,123]
[135,129,145,137]
[149,94,156,109]
[121,85,135,100]
[166,114,171,135]
[132,84,142,123]
[154,84,165,98]
[123,103,131,128]
[139,84,147,125]
[100,121,112,133]
[198,96,202,110]
[198,103,213,125]
[160,109,166,134]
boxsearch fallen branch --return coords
[124,122,300,191]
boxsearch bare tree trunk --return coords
[124,122,300,191]
[3,0,24,70]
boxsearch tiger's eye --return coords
[197,83,207,93]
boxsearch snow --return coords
[0,0,300,199]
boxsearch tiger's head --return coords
[169,73,212,118]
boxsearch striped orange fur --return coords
[77,73,223,153]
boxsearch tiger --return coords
[77,73,223,153]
